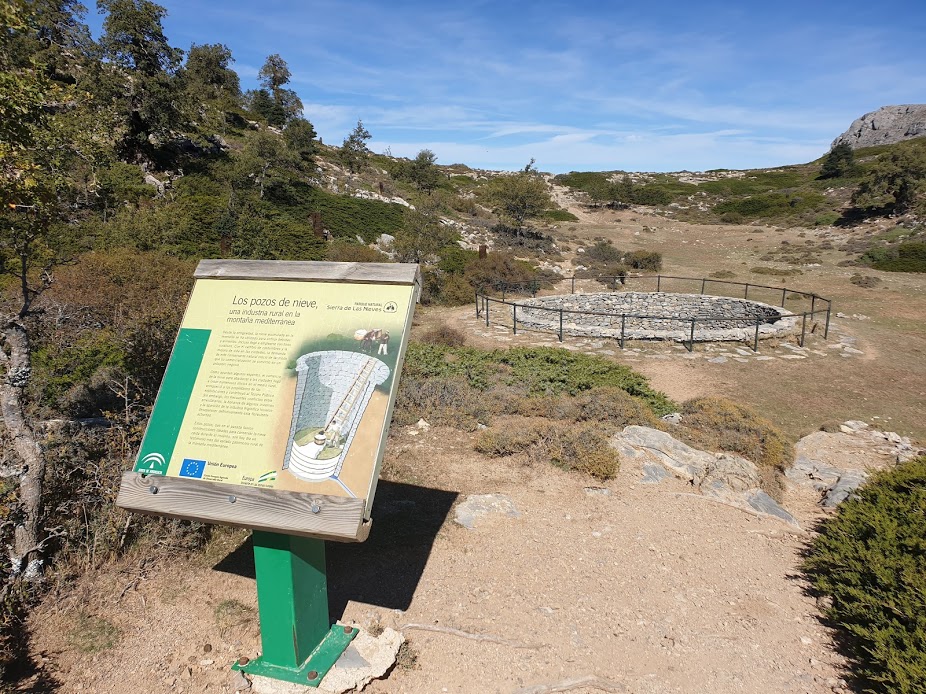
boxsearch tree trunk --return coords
[0,320,46,578]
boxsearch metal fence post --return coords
[701,278,706,294]
[620,315,626,349]
[811,295,816,316]
[781,287,787,306]
[688,318,695,352]
[753,317,760,352]
[657,275,662,292]
[744,283,749,299]
[475,291,479,317]
[571,277,575,294]
[825,303,831,338]
[559,309,563,342]
[800,312,807,346]
[512,303,517,335]
[485,298,489,327]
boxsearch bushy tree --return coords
[251,53,302,126]
[852,141,926,215]
[482,166,551,235]
[96,0,185,163]
[339,119,371,174]
[819,142,854,179]
[409,148,440,194]
[183,43,240,107]
[391,200,457,264]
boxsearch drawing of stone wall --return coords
[283,350,390,491]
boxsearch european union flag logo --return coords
[179,458,206,478]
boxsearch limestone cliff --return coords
[832,104,926,149]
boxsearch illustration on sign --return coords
[132,276,415,514]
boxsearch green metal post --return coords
[233,531,357,686]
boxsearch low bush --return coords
[750,266,802,277]
[624,250,663,272]
[802,458,926,693]
[475,419,620,480]
[674,396,792,499]
[850,274,882,288]
[861,241,926,273]
[420,324,467,347]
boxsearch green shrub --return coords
[542,208,579,222]
[624,250,662,272]
[862,241,926,273]
[802,458,926,693]
[584,240,622,263]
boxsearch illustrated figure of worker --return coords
[377,330,390,355]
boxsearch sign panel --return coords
[117,260,420,541]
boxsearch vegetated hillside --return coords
[554,136,926,271]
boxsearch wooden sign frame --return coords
[117,260,421,542]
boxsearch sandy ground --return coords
[24,425,846,694]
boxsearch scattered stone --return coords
[415,418,431,431]
[661,413,682,425]
[454,494,521,529]
[708,356,727,364]
[231,669,252,692]
[583,486,611,496]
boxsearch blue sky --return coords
[86,0,926,173]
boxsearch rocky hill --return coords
[832,104,926,149]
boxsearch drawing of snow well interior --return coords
[284,350,390,494]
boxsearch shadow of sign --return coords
[212,480,458,620]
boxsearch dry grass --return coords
[475,418,621,480]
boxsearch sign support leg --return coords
[233,531,357,687]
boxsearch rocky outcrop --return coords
[832,105,926,149]
[611,425,799,526]
[786,420,923,507]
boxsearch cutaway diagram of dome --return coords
[283,350,390,494]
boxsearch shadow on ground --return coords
[211,479,458,620]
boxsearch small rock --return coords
[583,486,611,496]
[199,659,215,667]
[454,494,521,530]
[661,413,682,425]
[231,669,251,691]
[415,418,431,430]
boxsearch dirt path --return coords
[25,426,847,694]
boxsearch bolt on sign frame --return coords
[117,260,420,685]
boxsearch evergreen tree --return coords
[96,0,184,163]
[819,143,854,179]
[339,119,371,174]
[409,148,440,194]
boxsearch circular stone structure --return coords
[515,291,798,343]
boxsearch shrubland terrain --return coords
[2,1,925,693]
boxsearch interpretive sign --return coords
[117,260,420,541]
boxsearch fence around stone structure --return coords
[474,274,833,352]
